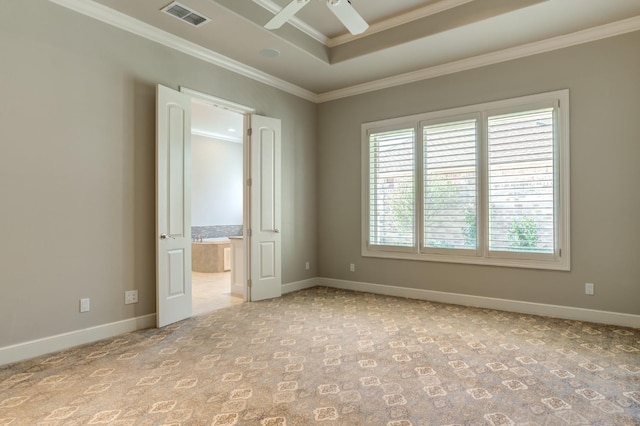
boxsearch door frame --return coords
[180,87,255,302]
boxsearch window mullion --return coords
[552,100,560,260]
[416,124,424,253]
[478,112,488,257]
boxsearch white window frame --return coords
[362,90,570,271]
[366,122,418,253]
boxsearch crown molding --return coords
[46,0,640,105]
[317,15,640,103]
[47,0,318,103]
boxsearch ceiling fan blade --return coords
[326,0,369,35]
[265,0,310,30]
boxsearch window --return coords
[362,90,570,270]
[368,127,415,248]
[423,117,478,252]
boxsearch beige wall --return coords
[318,32,640,315]
[0,0,317,348]
[1,0,638,353]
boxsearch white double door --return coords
[155,85,281,327]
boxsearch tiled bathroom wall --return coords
[191,225,243,240]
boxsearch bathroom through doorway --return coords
[190,99,245,314]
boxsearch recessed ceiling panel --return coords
[265,0,444,38]
[87,0,640,95]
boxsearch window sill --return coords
[362,248,570,271]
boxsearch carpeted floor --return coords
[1,287,639,425]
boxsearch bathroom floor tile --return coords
[192,271,243,315]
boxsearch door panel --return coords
[259,242,276,278]
[168,105,186,235]
[250,115,281,301]
[156,85,192,327]
[167,249,186,296]
[260,129,275,231]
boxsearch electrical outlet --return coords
[305,261,310,271]
[349,263,355,272]
[80,298,90,313]
[125,290,138,304]
[585,282,594,296]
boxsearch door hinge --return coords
[247,178,252,187]
[248,279,252,288]
[247,128,252,136]
[248,229,252,237]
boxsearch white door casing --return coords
[156,85,192,327]
[249,114,282,301]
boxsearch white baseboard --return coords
[318,278,640,329]
[2,280,318,366]
[282,278,319,294]
[0,314,156,366]
[4,279,637,366]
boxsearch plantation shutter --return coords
[368,128,415,248]
[487,107,555,254]
[423,119,478,250]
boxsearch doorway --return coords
[156,85,282,327]
[190,100,244,314]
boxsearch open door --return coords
[156,85,192,327]
[248,114,282,301]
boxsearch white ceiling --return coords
[191,101,244,143]
[55,0,640,100]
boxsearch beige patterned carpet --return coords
[1,287,639,425]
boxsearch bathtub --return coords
[191,238,231,273]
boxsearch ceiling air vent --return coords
[161,1,211,27]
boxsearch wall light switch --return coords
[585,282,594,295]
[80,298,90,313]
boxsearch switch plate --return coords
[305,261,310,271]
[125,290,138,304]
[80,298,90,313]
[585,282,594,295]
[349,263,355,272]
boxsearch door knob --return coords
[160,233,175,240]
[274,228,280,233]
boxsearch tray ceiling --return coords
[55,0,640,100]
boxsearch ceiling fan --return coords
[265,0,369,35]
